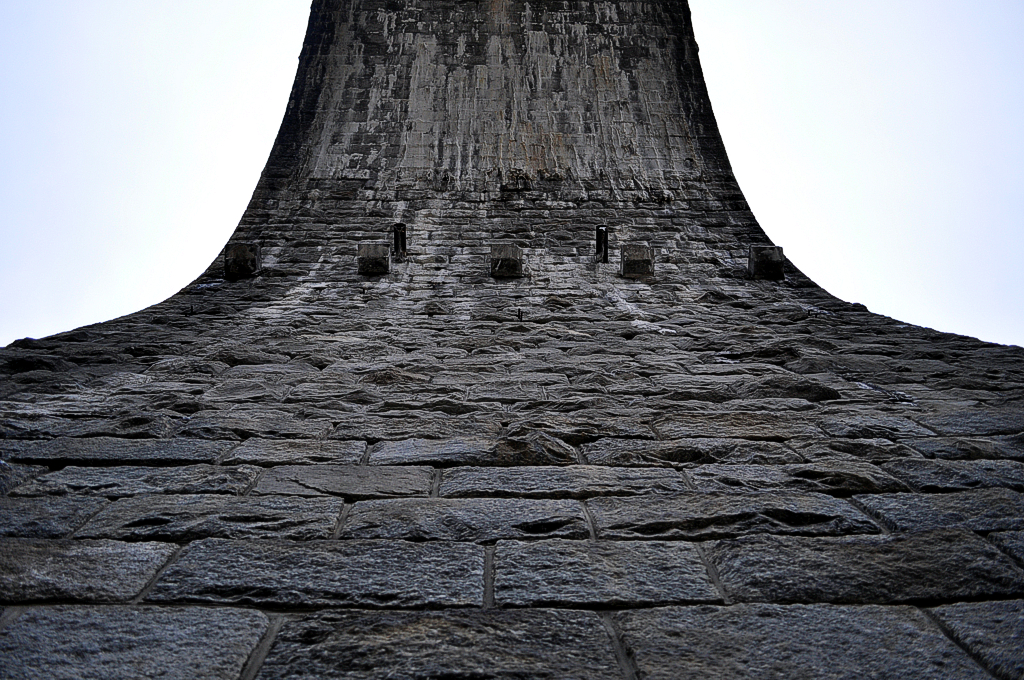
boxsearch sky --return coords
[1,1,1022,348]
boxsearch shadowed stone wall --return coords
[1,1,1023,678]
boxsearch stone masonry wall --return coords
[1,1,1023,678]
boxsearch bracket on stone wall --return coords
[596,226,609,263]
[223,243,261,282]
[358,242,391,276]
[747,245,785,281]
[621,244,655,279]
[491,244,524,278]
[393,223,407,261]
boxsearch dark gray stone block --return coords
[918,408,1024,437]
[581,437,802,466]
[882,459,1024,492]
[368,435,575,467]
[0,538,175,603]
[490,244,524,278]
[177,411,333,441]
[0,496,107,538]
[907,436,1024,461]
[990,531,1024,565]
[617,604,988,679]
[746,245,785,281]
[655,413,822,440]
[930,600,1024,680]
[0,605,267,679]
[687,462,907,495]
[255,609,621,680]
[357,242,391,276]
[439,465,690,499]
[791,437,923,463]
[4,437,233,465]
[621,243,655,278]
[147,538,483,608]
[587,492,878,540]
[75,494,344,541]
[220,438,365,466]
[707,529,1024,604]
[224,242,261,281]
[10,464,261,498]
[818,415,934,439]
[338,497,588,543]
[494,539,719,607]
[0,462,45,496]
[855,488,1024,532]
[252,465,433,499]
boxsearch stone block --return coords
[0,605,268,679]
[220,438,365,466]
[252,465,433,499]
[686,462,907,495]
[881,459,1024,492]
[75,494,344,542]
[0,538,175,603]
[223,242,261,281]
[616,604,988,679]
[587,491,877,540]
[10,464,261,498]
[494,539,719,607]
[706,529,1024,604]
[620,243,655,278]
[337,498,588,543]
[854,488,1024,532]
[367,435,574,467]
[439,465,691,499]
[255,609,621,679]
[581,437,802,466]
[357,242,391,275]
[0,496,107,538]
[4,437,233,466]
[146,538,483,608]
[989,530,1024,564]
[930,600,1024,680]
[490,244,524,278]
[747,245,785,280]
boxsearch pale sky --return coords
[1,1,1021,347]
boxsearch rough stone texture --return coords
[75,494,344,541]
[930,600,1024,680]
[0,496,107,538]
[495,539,719,607]
[0,461,45,496]
[0,606,267,679]
[3,0,1024,675]
[256,609,622,680]
[707,529,1024,604]
[588,492,878,540]
[617,604,989,679]
[147,538,483,608]
[855,488,1024,532]
[440,465,691,499]
[338,498,588,543]
[10,464,261,498]
[882,458,1024,492]
[991,531,1024,565]
[253,464,433,499]
[0,538,175,603]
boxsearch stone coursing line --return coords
[1,1,1023,677]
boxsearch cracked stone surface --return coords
[0,538,175,603]
[930,600,1024,680]
[2,0,1023,676]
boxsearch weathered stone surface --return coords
[617,604,988,679]
[490,244,524,278]
[357,242,391,276]
[582,437,801,466]
[930,600,1024,680]
[791,437,923,463]
[147,538,483,608]
[256,609,621,680]
[907,436,1024,461]
[495,539,719,607]
[687,462,906,495]
[338,498,588,543]
[882,458,1024,492]
[10,464,260,498]
[588,492,877,540]
[918,407,1024,437]
[75,494,344,541]
[368,436,575,467]
[0,538,175,603]
[220,438,365,465]
[0,496,107,538]
[707,529,1024,604]
[621,243,655,278]
[3,437,232,465]
[818,414,935,439]
[440,465,690,499]
[177,410,333,441]
[855,488,1024,532]
[0,605,267,679]
[654,413,822,440]
[990,531,1024,564]
[253,465,433,499]
[0,461,45,496]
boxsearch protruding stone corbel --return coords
[747,245,785,281]
[491,244,524,278]
[223,243,261,282]
[358,242,391,276]
[620,244,655,278]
